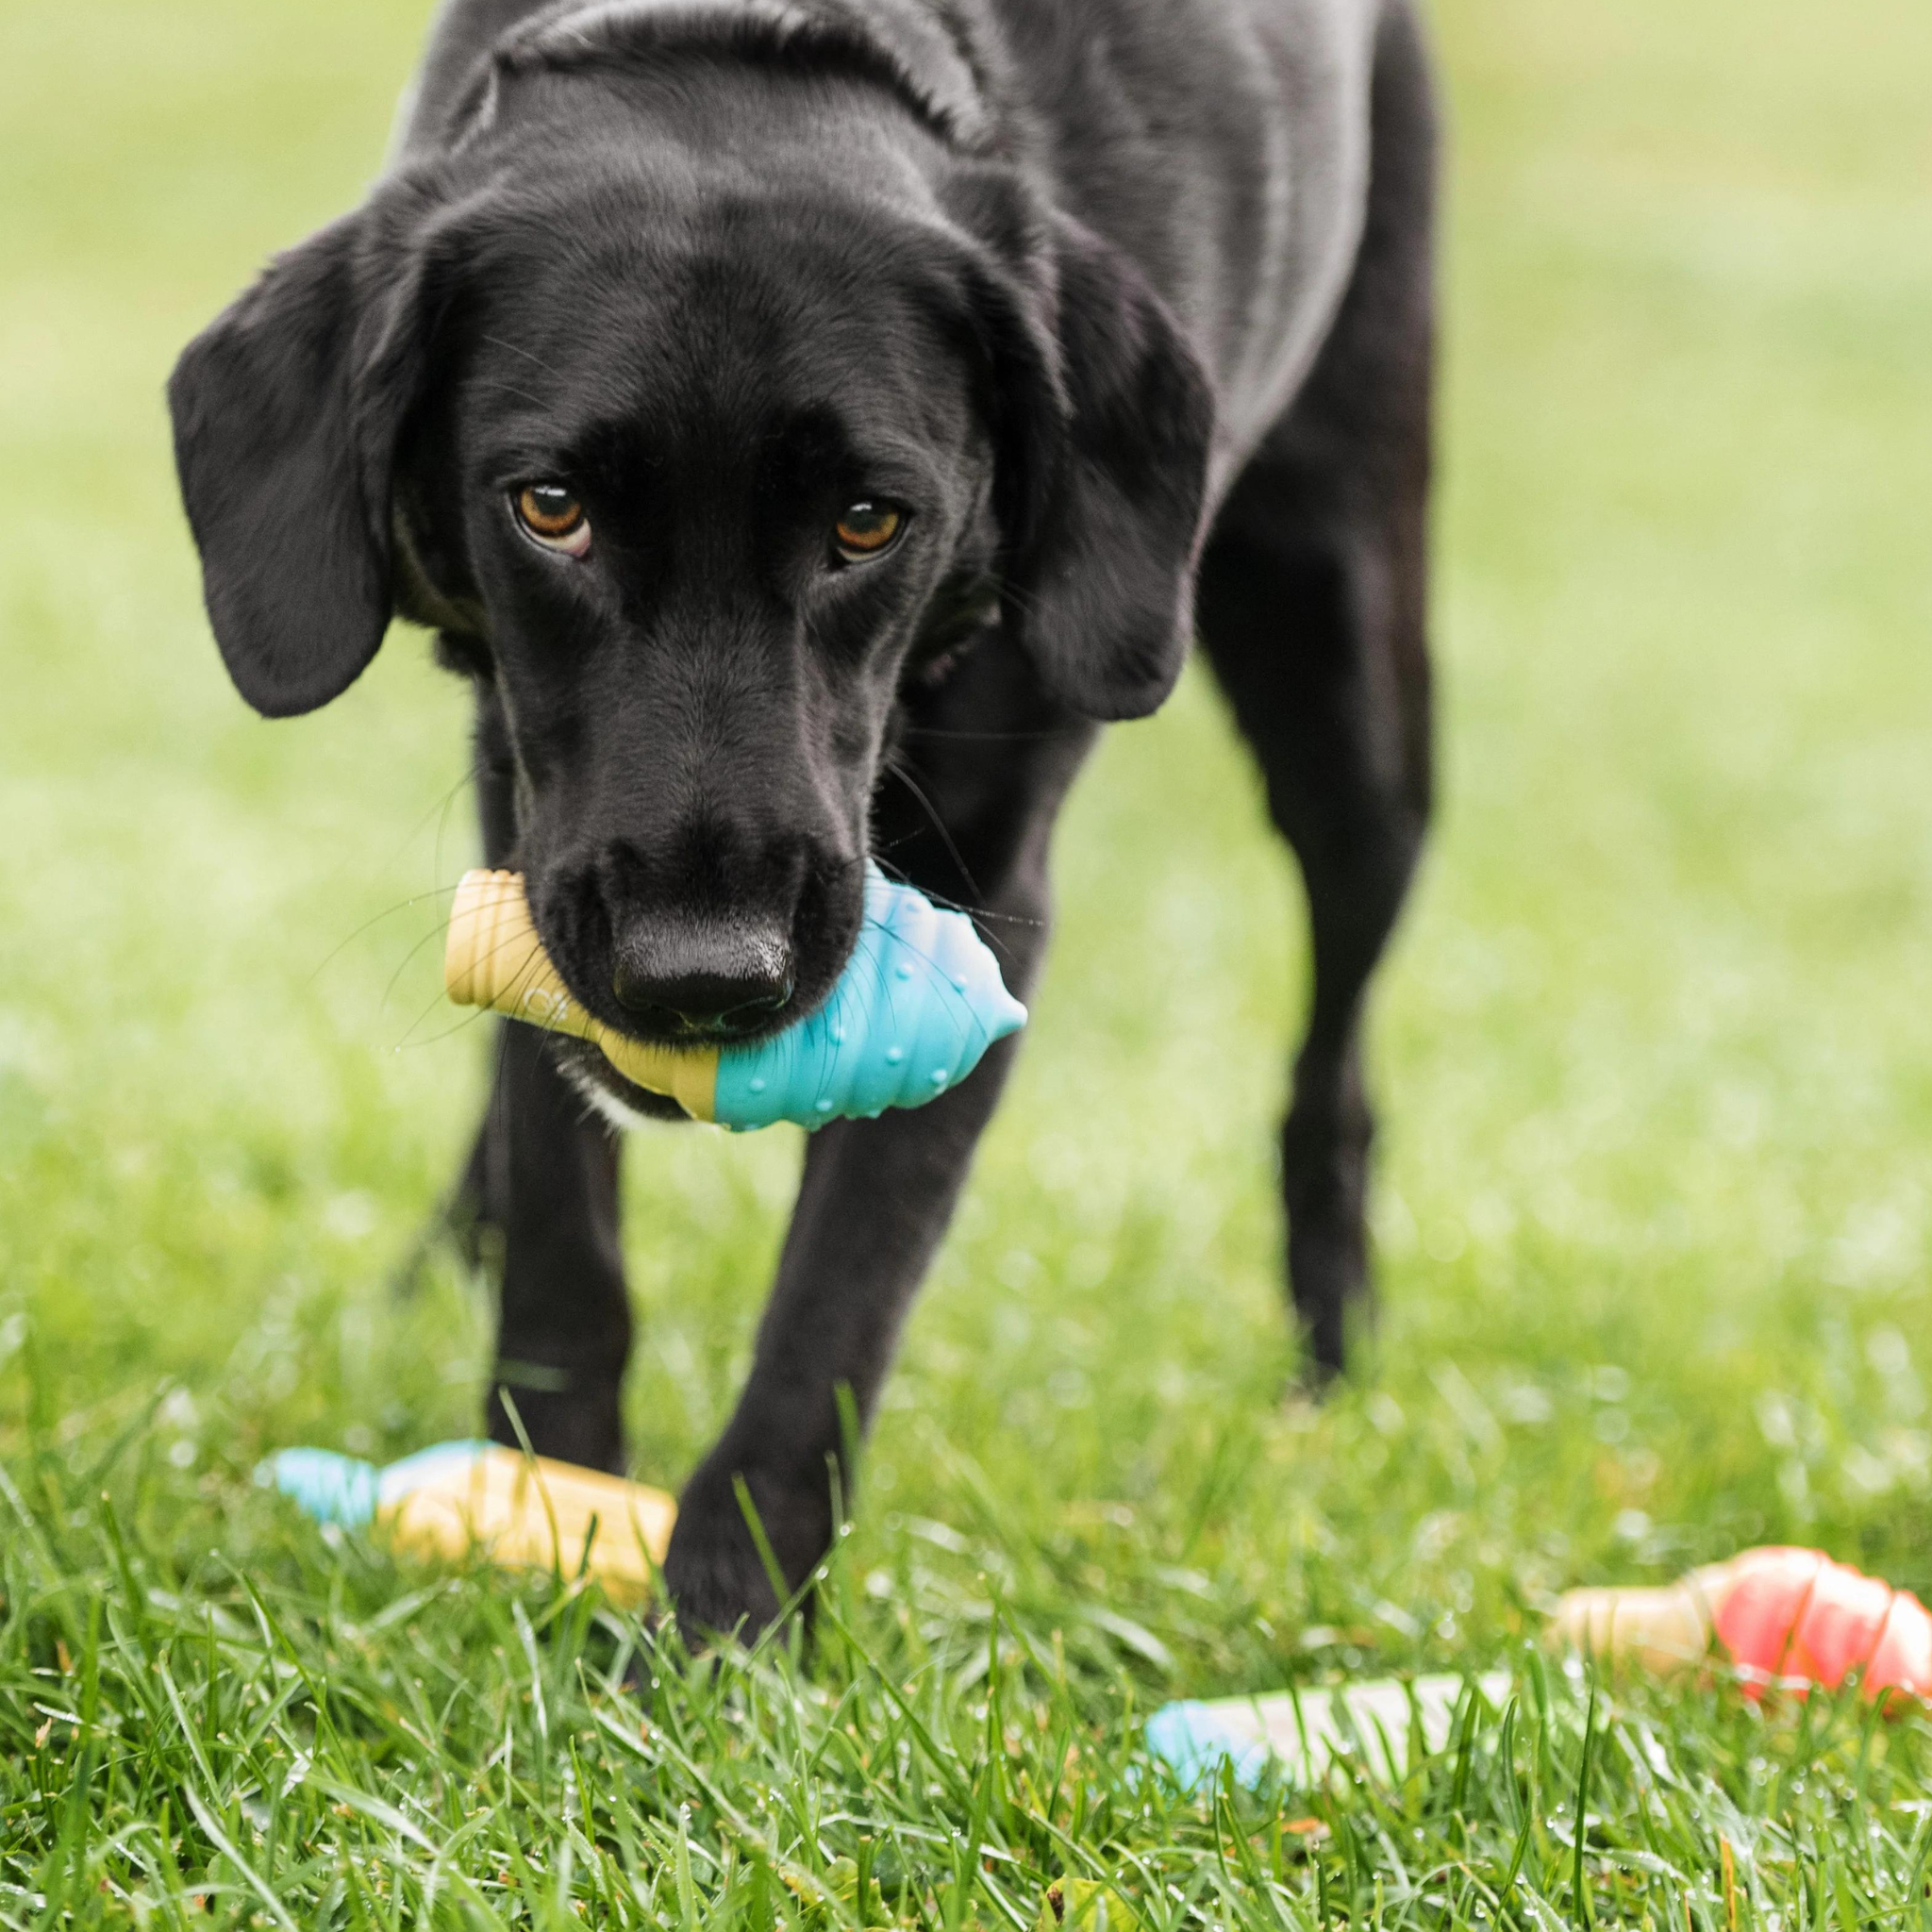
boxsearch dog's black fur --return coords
[171,0,1437,1634]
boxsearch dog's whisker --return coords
[304,759,483,985]
[432,760,485,909]
[381,916,463,1011]
[392,998,498,1055]
[881,757,981,902]
[856,912,997,985]
[306,885,465,986]
[390,904,549,1028]
[351,758,484,888]
[393,927,552,1052]
[863,862,1024,966]
[867,855,1043,935]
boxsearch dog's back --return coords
[395,0,1383,474]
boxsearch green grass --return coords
[3,0,1930,1921]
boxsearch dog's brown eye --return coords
[513,484,591,557]
[832,502,904,563]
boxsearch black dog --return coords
[171,0,1436,1633]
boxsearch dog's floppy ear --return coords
[975,214,1216,723]
[168,195,445,718]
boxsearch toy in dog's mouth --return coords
[444,865,1026,1131]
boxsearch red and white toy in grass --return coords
[1554,1545,1932,1705]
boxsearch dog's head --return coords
[169,3,1213,1070]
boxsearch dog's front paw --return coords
[662,1456,832,1641]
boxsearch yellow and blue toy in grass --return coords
[445,862,1025,1129]
[267,1441,676,1602]
[266,871,1021,1592]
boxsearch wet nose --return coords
[610,916,795,1033]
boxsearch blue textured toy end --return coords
[713,865,1026,1130]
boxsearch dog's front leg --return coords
[663,859,1053,1635]
[658,641,1096,1635]
[471,1022,633,1472]
[447,684,634,1474]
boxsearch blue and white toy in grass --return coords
[445,862,1026,1130]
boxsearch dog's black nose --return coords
[611,917,794,1033]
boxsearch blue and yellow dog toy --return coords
[263,869,1019,1588]
[444,864,1025,1130]
[267,1441,676,1602]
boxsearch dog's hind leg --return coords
[446,688,634,1473]
[1194,0,1438,1381]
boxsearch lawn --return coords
[2,0,1930,1923]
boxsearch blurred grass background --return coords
[1,0,1930,1914]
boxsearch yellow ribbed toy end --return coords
[444,870,720,1122]
[445,869,580,1026]
[593,1030,720,1123]
[383,1446,676,1605]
